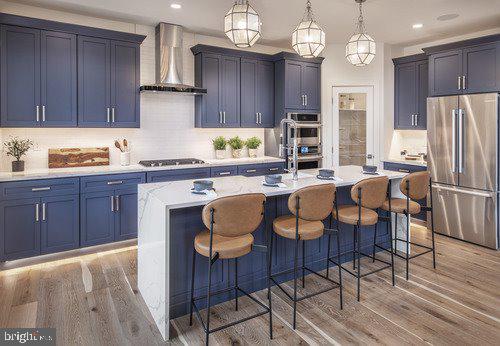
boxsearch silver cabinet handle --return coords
[458,76,462,90]
[452,109,456,173]
[107,107,111,123]
[219,111,222,124]
[32,187,51,192]
[415,114,418,126]
[302,95,305,106]
[411,114,414,126]
[218,171,231,176]
[458,108,464,173]
[223,111,226,124]
[462,75,466,90]
[111,107,115,123]
[42,202,46,221]
[115,196,120,212]
[269,167,279,172]
[36,105,40,122]
[398,168,410,173]
[256,113,259,124]
[305,94,308,106]
[42,105,46,122]
[107,180,123,185]
[110,196,114,212]
[246,169,257,173]
[35,203,39,222]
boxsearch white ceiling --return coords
[8,0,500,47]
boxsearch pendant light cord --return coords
[356,1,366,33]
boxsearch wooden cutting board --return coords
[48,147,110,168]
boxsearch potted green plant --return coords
[245,136,262,158]
[212,136,227,159]
[228,136,244,158]
[4,137,33,172]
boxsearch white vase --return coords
[248,148,258,158]
[215,150,225,159]
[120,151,131,166]
[232,149,242,158]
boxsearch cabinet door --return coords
[40,31,77,127]
[415,60,428,130]
[40,195,79,254]
[80,191,114,247]
[240,58,258,127]
[301,63,320,110]
[221,55,240,127]
[463,43,499,93]
[110,41,140,127]
[284,61,303,109]
[0,25,40,127]
[257,61,275,127]
[78,36,111,127]
[394,62,417,129]
[429,50,462,96]
[200,53,223,127]
[0,198,40,261]
[114,188,138,241]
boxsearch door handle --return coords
[246,169,257,173]
[305,94,308,106]
[110,196,114,212]
[462,75,466,90]
[434,185,493,198]
[256,113,259,124]
[398,168,410,173]
[457,76,462,90]
[32,187,51,192]
[107,107,111,123]
[269,167,279,172]
[223,111,226,124]
[36,105,40,122]
[42,202,46,221]
[452,109,456,173]
[458,109,464,173]
[107,180,123,185]
[35,203,39,222]
[415,114,418,126]
[259,113,262,124]
[42,105,46,122]
[411,114,415,126]
[115,196,120,212]
[218,171,231,176]
[111,107,116,123]
[219,111,222,124]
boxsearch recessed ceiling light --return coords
[437,13,459,21]
[412,23,423,29]
[170,3,181,9]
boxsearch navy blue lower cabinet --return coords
[40,194,79,254]
[80,190,115,247]
[146,168,211,183]
[237,162,284,177]
[0,198,40,261]
[114,187,139,241]
[210,165,238,177]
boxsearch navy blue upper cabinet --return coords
[110,40,140,127]
[301,63,321,110]
[284,61,303,110]
[240,59,274,127]
[425,35,500,96]
[0,25,41,127]
[393,54,427,130]
[221,55,240,127]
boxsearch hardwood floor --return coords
[1,225,499,345]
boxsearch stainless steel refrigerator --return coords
[427,93,499,249]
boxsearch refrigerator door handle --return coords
[458,108,464,174]
[452,109,456,173]
[434,184,493,198]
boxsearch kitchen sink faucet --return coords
[279,118,299,181]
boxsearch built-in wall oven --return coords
[286,112,322,170]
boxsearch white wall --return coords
[0,1,286,171]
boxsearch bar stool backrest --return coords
[400,171,430,200]
[288,184,336,221]
[350,176,389,209]
[202,193,266,237]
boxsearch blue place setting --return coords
[362,165,379,175]
[191,180,216,195]
[263,174,286,187]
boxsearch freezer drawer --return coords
[431,184,498,249]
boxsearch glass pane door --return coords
[338,92,368,166]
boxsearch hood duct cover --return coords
[140,23,206,94]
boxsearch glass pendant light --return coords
[345,0,376,67]
[291,0,326,58]
[224,0,261,48]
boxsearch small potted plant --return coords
[246,136,262,158]
[212,136,227,159]
[4,137,33,172]
[228,136,244,158]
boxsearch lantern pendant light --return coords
[291,0,326,58]
[345,0,376,67]
[224,0,261,48]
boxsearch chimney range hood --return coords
[140,23,207,95]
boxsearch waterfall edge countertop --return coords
[383,159,427,167]
[0,156,285,182]
[139,165,407,210]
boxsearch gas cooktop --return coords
[138,158,205,167]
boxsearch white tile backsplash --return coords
[0,23,276,171]
[388,130,427,159]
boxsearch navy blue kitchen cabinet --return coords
[238,162,285,177]
[240,59,275,128]
[0,26,77,127]
[301,63,321,110]
[425,35,500,96]
[221,55,240,127]
[147,168,211,183]
[393,54,428,130]
[283,60,303,110]
[210,165,238,177]
[80,173,145,247]
[0,25,41,127]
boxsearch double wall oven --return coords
[286,112,322,170]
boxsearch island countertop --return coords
[138,165,407,210]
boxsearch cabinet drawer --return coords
[210,165,238,177]
[146,168,211,183]
[238,162,284,176]
[383,162,427,173]
[80,173,146,193]
[0,178,79,201]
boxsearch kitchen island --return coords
[137,165,408,340]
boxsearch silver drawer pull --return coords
[35,203,39,222]
[110,196,114,212]
[107,180,123,185]
[42,203,46,221]
[269,168,279,172]
[32,187,51,192]
[246,169,257,173]
[115,196,120,212]
[398,169,410,173]
[218,172,231,176]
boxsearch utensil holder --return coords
[120,151,130,166]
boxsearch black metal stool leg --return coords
[267,229,274,339]
[352,225,357,270]
[205,257,214,346]
[302,240,306,288]
[235,258,239,311]
[388,212,395,286]
[189,249,196,326]
[405,211,410,280]
[293,235,299,329]
[356,225,361,301]
[336,231,343,309]
[372,222,378,262]
[394,213,398,254]
[326,234,332,279]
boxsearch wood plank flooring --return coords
[0,226,499,345]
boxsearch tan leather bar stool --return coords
[271,184,343,329]
[333,176,395,301]
[189,193,272,346]
[377,171,436,281]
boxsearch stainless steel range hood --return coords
[140,23,206,95]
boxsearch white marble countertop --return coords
[384,158,427,167]
[0,156,285,182]
[139,165,406,210]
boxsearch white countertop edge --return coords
[0,156,285,182]
[383,159,427,167]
